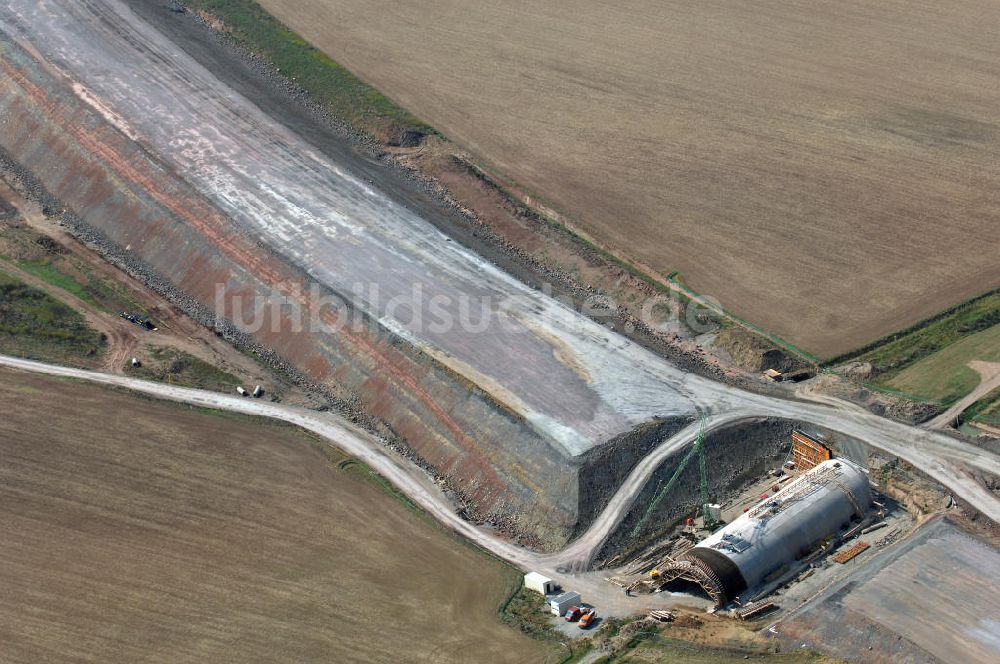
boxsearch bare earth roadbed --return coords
[259,0,1000,356]
[0,369,551,664]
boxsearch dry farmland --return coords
[0,369,551,664]
[259,0,1000,357]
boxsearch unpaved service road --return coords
[4,354,999,594]
[8,0,996,461]
[14,0,984,468]
[926,360,1000,429]
[261,0,1000,357]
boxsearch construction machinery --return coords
[630,415,716,539]
[119,311,157,331]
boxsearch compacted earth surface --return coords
[770,517,1000,664]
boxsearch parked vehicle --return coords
[564,606,581,622]
[119,311,157,331]
[579,609,596,629]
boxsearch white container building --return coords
[549,591,581,616]
[523,572,555,596]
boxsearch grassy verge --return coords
[0,221,144,315]
[827,290,1000,371]
[124,346,240,392]
[961,386,1000,426]
[499,587,589,663]
[594,632,841,663]
[0,268,104,364]
[183,0,431,144]
[819,290,1000,402]
[666,273,823,363]
[582,612,845,664]
[15,258,100,306]
[882,324,1000,403]
[336,458,427,517]
[500,588,562,640]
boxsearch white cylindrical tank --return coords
[676,458,872,600]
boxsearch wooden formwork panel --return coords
[833,541,870,564]
[791,430,831,471]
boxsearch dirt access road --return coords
[0,0,709,457]
[926,361,1000,429]
[8,0,994,460]
[0,258,138,371]
[2,1,998,555]
[11,0,987,465]
[261,0,1000,357]
[4,354,999,610]
[0,178,310,402]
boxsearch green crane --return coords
[629,415,715,539]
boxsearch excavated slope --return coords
[0,0,736,547]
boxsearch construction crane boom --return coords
[630,415,715,539]
[697,417,709,505]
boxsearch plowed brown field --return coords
[0,369,551,664]
[259,0,1000,356]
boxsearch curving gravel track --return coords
[925,361,1000,430]
[3,354,998,582]
[2,0,999,609]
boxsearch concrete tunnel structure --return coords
[660,458,873,605]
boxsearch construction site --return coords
[616,430,884,607]
[521,423,999,661]
[1,2,999,663]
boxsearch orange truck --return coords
[578,609,597,629]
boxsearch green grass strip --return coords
[183,0,431,139]
[963,386,1000,424]
[14,259,99,306]
[860,382,942,404]
[824,288,1000,369]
